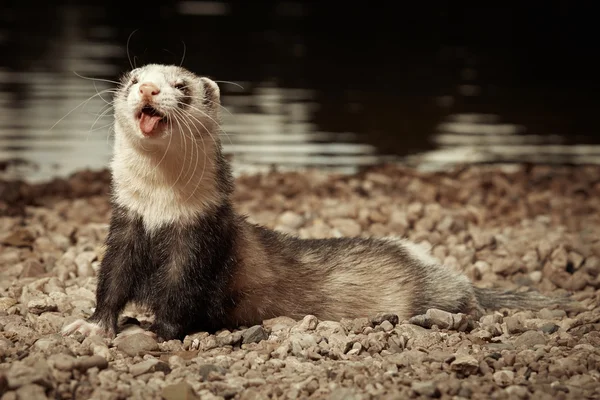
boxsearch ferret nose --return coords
[139,83,160,98]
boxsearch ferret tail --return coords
[473,286,576,311]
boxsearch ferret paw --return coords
[149,321,182,342]
[61,319,112,338]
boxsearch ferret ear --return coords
[200,77,220,107]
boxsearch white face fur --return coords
[113,64,221,146]
[110,64,225,232]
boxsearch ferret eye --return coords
[174,82,186,91]
[131,77,138,85]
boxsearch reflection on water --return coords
[0,2,599,182]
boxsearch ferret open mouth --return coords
[138,105,168,136]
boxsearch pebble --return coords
[198,364,226,380]
[504,316,526,334]
[75,355,109,371]
[493,370,515,387]
[450,356,480,376]
[371,313,399,327]
[27,298,57,315]
[263,316,296,332]
[298,315,318,331]
[1,228,35,247]
[540,322,559,334]
[505,385,529,399]
[129,358,171,377]
[0,165,598,399]
[242,325,268,344]
[5,359,52,389]
[168,355,186,369]
[411,380,440,397]
[329,388,362,400]
[378,320,394,332]
[20,259,46,278]
[348,317,371,334]
[48,354,76,371]
[32,334,69,355]
[514,331,547,349]
[329,218,362,237]
[16,384,48,400]
[0,298,17,312]
[277,211,305,229]
[409,309,471,332]
[116,333,159,356]
[74,251,97,277]
[162,382,199,400]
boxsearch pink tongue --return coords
[140,113,162,135]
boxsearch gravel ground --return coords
[0,163,599,400]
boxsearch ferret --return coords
[62,64,567,341]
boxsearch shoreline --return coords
[1,163,599,399]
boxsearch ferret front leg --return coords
[148,300,191,341]
[62,245,134,338]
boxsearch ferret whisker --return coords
[182,103,225,132]
[178,109,222,161]
[175,109,204,183]
[126,29,139,70]
[177,101,233,146]
[213,80,245,90]
[176,109,208,199]
[187,131,207,202]
[161,48,177,58]
[146,118,174,175]
[175,115,193,189]
[88,105,114,141]
[199,110,234,147]
[92,81,116,105]
[180,40,187,67]
[172,108,206,193]
[91,102,114,119]
[166,116,188,187]
[88,122,114,133]
[85,105,114,118]
[95,98,115,112]
[192,114,229,156]
[72,71,121,86]
[106,126,115,147]
[139,142,153,152]
[88,100,117,111]
[202,121,220,152]
[168,111,193,189]
[180,97,233,116]
[50,90,117,132]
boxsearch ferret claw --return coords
[61,319,111,338]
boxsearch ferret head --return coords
[113,64,221,145]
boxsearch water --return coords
[1,2,598,182]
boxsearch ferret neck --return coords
[110,128,229,230]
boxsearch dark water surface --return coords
[1,2,598,182]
